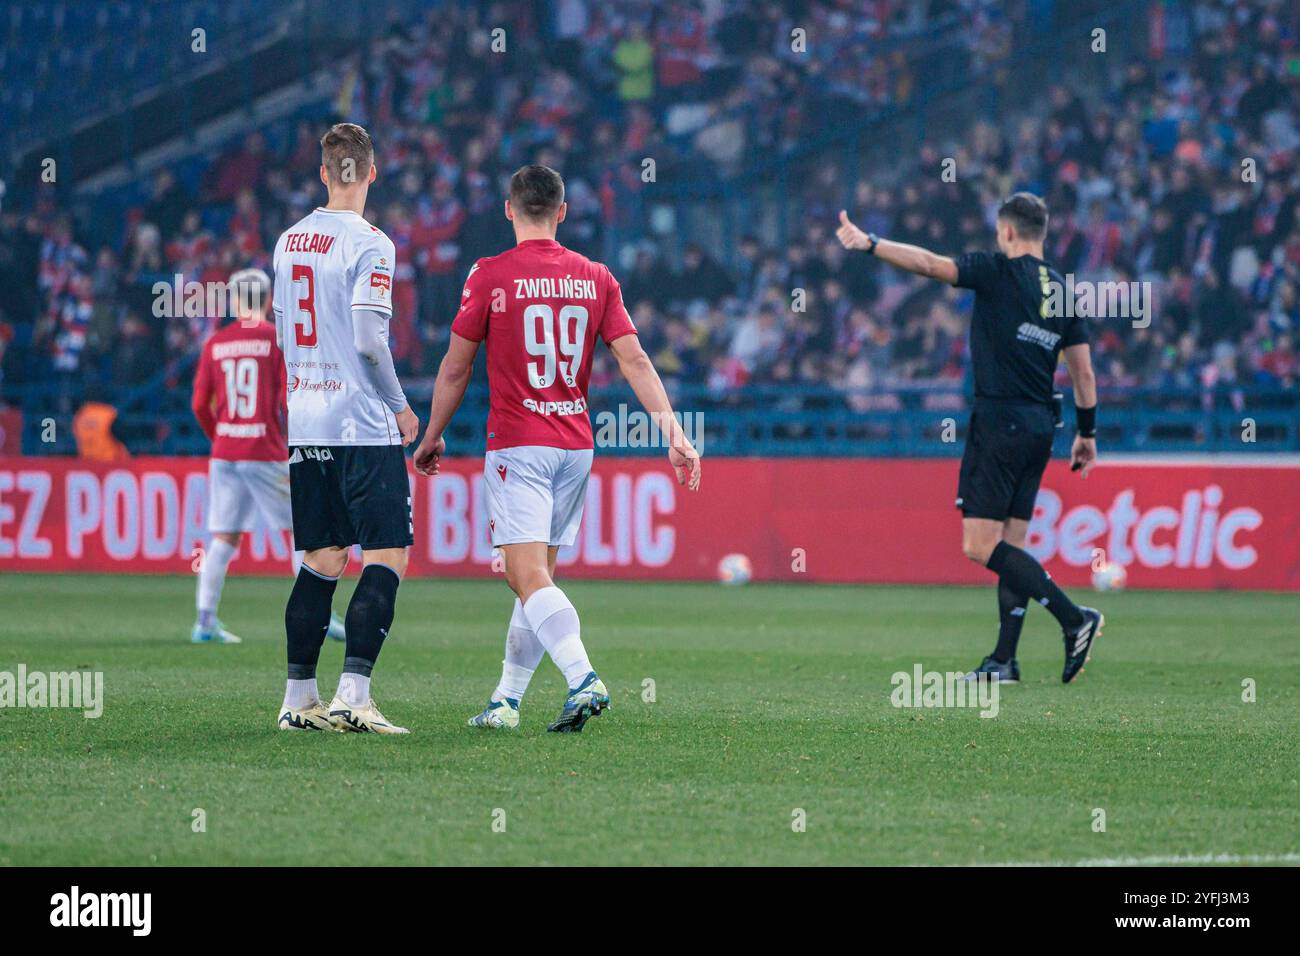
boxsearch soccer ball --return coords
[717,553,753,586]
[1091,562,1128,592]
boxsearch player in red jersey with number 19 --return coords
[189,268,344,645]
[414,164,701,733]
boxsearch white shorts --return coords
[208,458,293,534]
[484,446,593,548]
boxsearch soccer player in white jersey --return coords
[189,267,345,645]
[413,165,701,732]
[271,123,420,734]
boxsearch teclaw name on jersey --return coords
[282,231,338,255]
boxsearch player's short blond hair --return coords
[320,123,374,186]
[229,268,271,316]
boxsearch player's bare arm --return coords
[352,308,418,445]
[1064,343,1098,477]
[836,210,959,284]
[608,334,702,491]
[413,332,480,476]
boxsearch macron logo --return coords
[497,464,507,481]
[50,886,151,936]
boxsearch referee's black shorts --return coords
[955,401,1055,522]
[289,445,413,551]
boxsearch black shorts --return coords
[289,445,413,551]
[955,403,1055,522]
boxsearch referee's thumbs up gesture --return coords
[837,210,873,251]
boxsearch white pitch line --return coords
[976,852,1300,867]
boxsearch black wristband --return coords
[1075,404,1097,438]
[866,233,879,255]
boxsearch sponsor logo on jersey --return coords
[522,397,589,417]
[1015,322,1062,351]
[288,376,345,393]
[290,447,334,461]
[370,272,390,296]
[216,422,269,438]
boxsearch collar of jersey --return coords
[515,238,560,249]
[314,207,362,216]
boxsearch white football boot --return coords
[326,695,410,734]
[276,699,337,732]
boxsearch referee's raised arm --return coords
[836,210,959,284]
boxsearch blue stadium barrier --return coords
[10,378,1298,458]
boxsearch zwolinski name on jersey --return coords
[513,276,599,300]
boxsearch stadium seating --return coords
[1,0,1296,455]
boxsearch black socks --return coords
[285,565,338,679]
[992,580,1028,663]
[986,541,1085,632]
[342,564,400,678]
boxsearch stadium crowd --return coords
[0,0,1296,424]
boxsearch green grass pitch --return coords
[0,573,1296,866]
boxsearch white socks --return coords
[494,599,545,703]
[337,673,371,707]
[522,586,592,689]
[196,537,237,626]
[282,674,367,710]
[283,678,319,710]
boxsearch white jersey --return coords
[272,207,398,445]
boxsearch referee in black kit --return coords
[837,193,1103,684]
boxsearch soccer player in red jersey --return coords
[414,165,701,732]
[190,267,344,645]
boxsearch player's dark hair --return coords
[320,123,374,186]
[509,164,565,221]
[996,192,1049,241]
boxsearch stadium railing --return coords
[7,379,1296,458]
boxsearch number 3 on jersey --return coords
[292,264,318,347]
[524,304,587,389]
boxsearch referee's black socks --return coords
[993,580,1028,663]
[285,564,338,679]
[986,541,1085,632]
[342,564,400,678]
